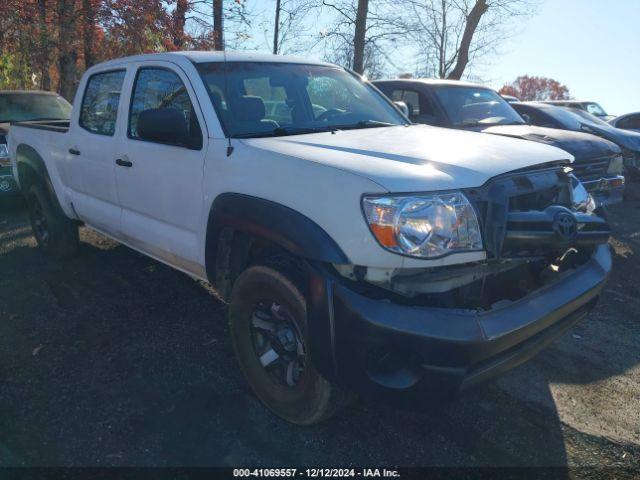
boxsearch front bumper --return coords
[583,175,625,206]
[320,244,611,398]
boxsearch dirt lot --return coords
[0,197,639,471]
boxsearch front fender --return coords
[205,193,349,279]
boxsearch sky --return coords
[236,0,639,116]
[485,0,640,116]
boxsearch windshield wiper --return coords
[330,120,399,131]
[231,121,398,139]
[460,120,525,128]
[272,126,332,136]
[231,126,332,139]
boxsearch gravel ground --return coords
[0,197,639,472]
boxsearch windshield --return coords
[584,102,607,117]
[531,104,584,130]
[0,93,71,123]
[432,86,525,128]
[196,62,408,138]
[565,107,613,128]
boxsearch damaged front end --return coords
[336,166,611,311]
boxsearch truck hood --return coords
[242,125,572,192]
[479,125,621,161]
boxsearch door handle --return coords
[115,158,133,167]
[69,148,81,156]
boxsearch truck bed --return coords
[13,119,70,133]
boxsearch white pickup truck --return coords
[9,52,612,425]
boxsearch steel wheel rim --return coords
[30,196,49,246]
[250,300,306,388]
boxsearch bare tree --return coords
[270,0,316,55]
[172,0,189,49]
[405,0,534,80]
[321,0,402,77]
[187,0,253,50]
[57,0,78,100]
[38,0,51,89]
[273,0,282,53]
[213,0,224,49]
[352,0,368,74]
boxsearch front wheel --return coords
[229,265,348,425]
[27,182,79,259]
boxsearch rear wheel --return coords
[27,182,79,259]
[229,265,348,425]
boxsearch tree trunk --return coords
[352,0,368,74]
[173,0,188,49]
[38,0,51,90]
[213,0,224,50]
[446,0,488,80]
[57,0,78,101]
[273,0,281,54]
[82,0,96,68]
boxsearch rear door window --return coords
[79,70,126,136]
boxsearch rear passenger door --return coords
[114,63,208,278]
[68,69,126,236]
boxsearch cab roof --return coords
[91,51,336,70]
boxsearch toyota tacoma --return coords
[9,52,611,425]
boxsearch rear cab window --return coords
[79,70,126,136]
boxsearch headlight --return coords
[362,192,483,258]
[607,154,623,174]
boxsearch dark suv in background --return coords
[0,91,71,202]
[373,79,625,206]
[511,102,640,181]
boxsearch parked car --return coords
[512,102,640,180]
[609,112,640,133]
[540,100,614,121]
[501,94,520,103]
[373,79,625,206]
[9,52,611,424]
[0,91,71,200]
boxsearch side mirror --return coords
[394,101,410,118]
[521,113,532,124]
[137,108,189,146]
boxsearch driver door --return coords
[114,62,208,278]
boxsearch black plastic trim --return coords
[205,193,350,281]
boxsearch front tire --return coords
[27,182,79,259]
[229,265,347,425]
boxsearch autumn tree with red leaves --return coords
[499,75,571,101]
[0,0,235,97]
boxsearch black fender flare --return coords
[15,144,49,192]
[205,193,350,280]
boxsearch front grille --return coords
[466,167,599,259]
[571,157,610,183]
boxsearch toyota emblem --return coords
[553,211,578,242]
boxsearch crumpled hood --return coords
[242,125,572,192]
[480,124,621,161]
